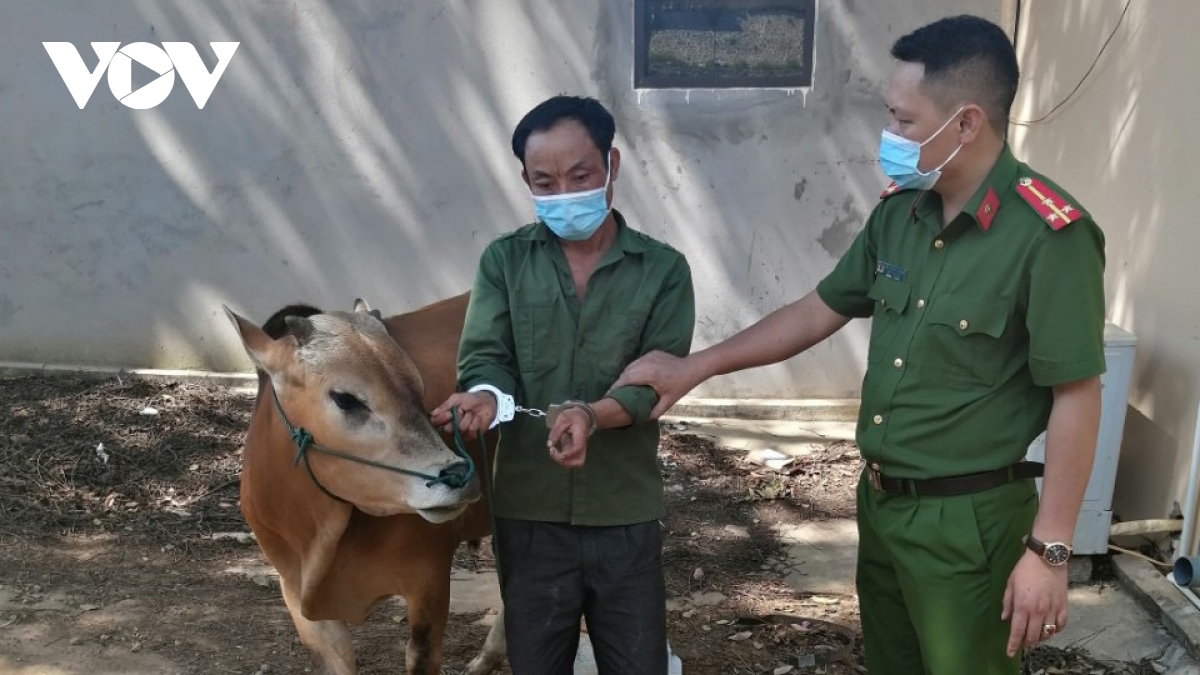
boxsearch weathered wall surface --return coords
[1011,0,1200,525]
[0,0,1001,398]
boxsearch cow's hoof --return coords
[464,655,502,675]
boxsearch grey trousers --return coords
[494,518,668,675]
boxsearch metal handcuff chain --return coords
[509,402,598,436]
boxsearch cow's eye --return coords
[330,391,367,413]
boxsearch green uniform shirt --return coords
[817,145,1106,479]
[458,210,695,526]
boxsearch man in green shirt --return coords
[431,96,695,674]
[613,16,1105,675]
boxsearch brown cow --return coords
[224,293,506,675]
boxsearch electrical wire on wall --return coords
[1009,0,1133,127]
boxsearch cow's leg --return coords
[465,606,506,675]
[279,575,356,675]
[401,569,451,675]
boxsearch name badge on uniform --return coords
[875,260,907,283]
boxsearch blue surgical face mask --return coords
[532,159,612,241]
[878,106,965,191]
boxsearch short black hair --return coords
[891,15,1019,135]
[511,95,616,167]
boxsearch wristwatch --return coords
[1024,534,1072,566]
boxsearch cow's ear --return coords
[354,297,383,321]
[224,306,288,372]
[283,315,317,347]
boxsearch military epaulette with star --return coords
[1015,176,1081,230]
[879,181,909,199]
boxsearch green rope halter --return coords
[269,385,477,497]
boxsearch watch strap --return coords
[1024,534,1047,556]
[1024,534,1072,565]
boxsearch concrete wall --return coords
[1011,0,1200,526]
[0,0,1001,399]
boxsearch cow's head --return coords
[223,300,479,523]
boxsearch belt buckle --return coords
[867,463,882,491]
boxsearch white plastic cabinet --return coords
[1024,323,1137,555]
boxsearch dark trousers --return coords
[495,517,668,675]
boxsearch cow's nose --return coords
[437,460,472,487]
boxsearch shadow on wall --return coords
[1012,0,1199,521]
[1111,344,1198,522]
[3,2,543,370]
[1114,407,1182,526]
[2,0,999,397]
[603,0,1004,398]
[134,1,529,364]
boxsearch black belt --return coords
[865,461,1044,497]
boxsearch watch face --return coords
[1044,543,1071,566]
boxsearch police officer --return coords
[612,15,1105,674]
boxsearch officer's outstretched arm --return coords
[614,290,850,418]
[692,290,849,379]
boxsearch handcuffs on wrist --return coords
[466,385,597,436]
[547,400,598,436]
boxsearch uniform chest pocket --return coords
[866,276,911,356]
[593,311,646,384]
[917,295,1012,388]
[514,294,558,374]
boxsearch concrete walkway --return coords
[427,416,1200,673]
[769,518,1200,671]
[675,417,1200,673]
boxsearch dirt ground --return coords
[0,376,1160,674]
